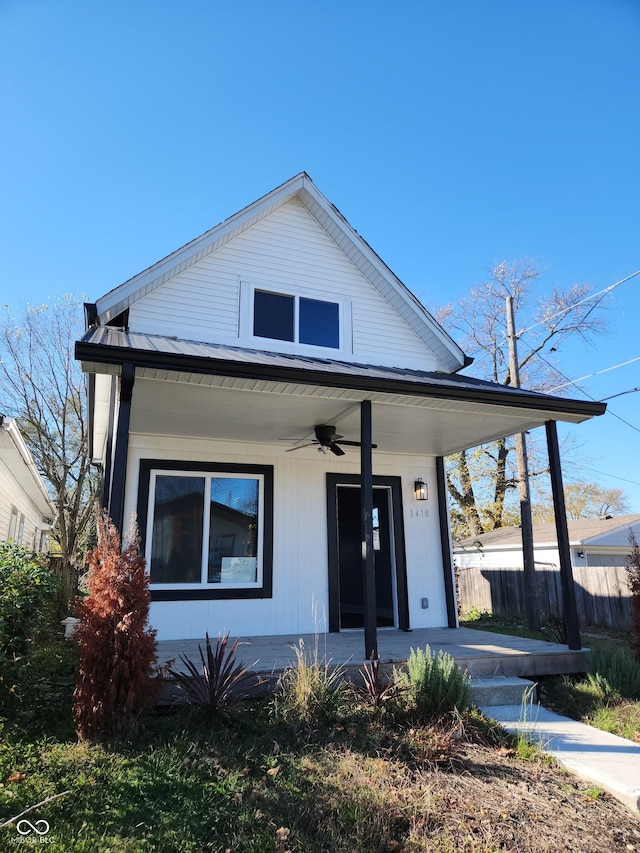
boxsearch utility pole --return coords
[506,296,540,630]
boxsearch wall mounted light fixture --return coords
[414,478,428,501]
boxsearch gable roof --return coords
[0,417,54,520]
[94,173,469,374]
[456,514,640,550]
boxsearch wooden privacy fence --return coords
[457,563,632,629]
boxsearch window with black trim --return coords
[253,289,340,349]
[138,461,273,601]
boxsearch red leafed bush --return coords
[627,532,640,664]
[73,510,161,741]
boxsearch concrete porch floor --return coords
[157,626,588,679]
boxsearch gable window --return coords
[252,289,341,349]
[138,460,273,601]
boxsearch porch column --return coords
[545,420,581,650]
[360,399,378,661]
[436,457,458,628]
[100,376,117,509]
[109,363,135,536]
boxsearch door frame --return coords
[326,474,409,632]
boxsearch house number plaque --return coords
[409,509,429,519]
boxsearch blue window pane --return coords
[254,290,294,341]
[151,476,204,583]
[299,298,340,348]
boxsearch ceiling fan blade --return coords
[285,442,317,453]
[336,440,379,449]
[329,442,346,456]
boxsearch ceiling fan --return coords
[285,424,377,457]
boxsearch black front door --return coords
[336,485,395,628]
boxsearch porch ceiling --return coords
[130,372,587,457]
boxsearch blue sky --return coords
[2,0,639,508]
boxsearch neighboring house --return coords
[455,515,640,572]
[75,173,606,650]
[0,416,53,552]
[454,516,640,627]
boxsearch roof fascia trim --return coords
[0,418,54,515]
[95,173,310,323]
[295,178,467,373]
[75,339,606,420]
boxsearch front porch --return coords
[157,626,588,680]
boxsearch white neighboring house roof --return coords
[455,515,640,553]
[0,417,54,522]
[94,172,469,374]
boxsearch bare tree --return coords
[533,482,630,522]
[0,294,98,598]
[438,260,610,539]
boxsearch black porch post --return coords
[360,399,378,661]
[436,457,458,628]
[109,363,135,536]
[545,420,581,650]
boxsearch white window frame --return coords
[145,469,265,591]
[8,506,18,540]
[238,280,353,356]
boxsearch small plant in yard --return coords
[626,531,640,663]
[586,643,640,701]
[540,614,568,645]
[514,684,543,761]
[275,637,348,724]
[399,645,471,720]
[73,510,161,742]
[167,632,260,712]
[358,653,404,710]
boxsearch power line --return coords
[535,352,640,434]
[515,269,640,340]
[464,269,640,361]
[578,465,640,488]
[548,357,640,393]
[601,387,640,402]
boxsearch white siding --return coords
[0,459,46,550]
[123,434,448,641]
[128,199,438,371]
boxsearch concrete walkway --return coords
[480,703,640,814]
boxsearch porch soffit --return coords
[125,372,595,459]
[77,327,606,459]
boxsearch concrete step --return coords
[471,676,537,707]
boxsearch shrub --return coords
[275,637,348,724]
[626,532,640,664]
[0,542,60,659]
[587,643,640,701]
[73,510,161,741]
[168,632,260,712]
[400,645,471,720]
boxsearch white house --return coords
[0,416,53,552]
[455,515,640,572]
[75,173,605,653]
